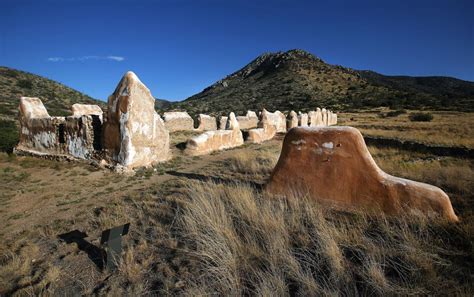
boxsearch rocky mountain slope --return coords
[171,49,474,115]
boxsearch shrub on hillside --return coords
[0,120,18,153]
[409,112,433,122]
[386,109,406,117]
[16,79,33,89]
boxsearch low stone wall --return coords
[236,110,258,130]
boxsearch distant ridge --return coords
[170,49,474,115]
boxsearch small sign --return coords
[100,223,130,270]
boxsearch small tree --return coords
[409,112,433,122]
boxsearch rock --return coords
[163,111,194,132]
[103,71,170,169]
[196,114,217,131]
[71,104,103,120]
[287,110,298,130]
[298,112,308,127]
[266,126,458,222]
[236,110,258,130]
[218,116,228,130]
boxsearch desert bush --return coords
[16,79,33,89]
[409,112,433,122]
[386,109,407,117]
[0,120,18,153]
[178,181,472,295]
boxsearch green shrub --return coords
[386,109,406,117]
[16,79,33,89]
[0,120,18,153]
[409,112,433,122]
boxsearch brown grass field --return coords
[0,111,473,296]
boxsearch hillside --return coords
[0,66,107,151]
[171,49,474,115]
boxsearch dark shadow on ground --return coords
[58,230,105,270]
[166,170,264,190]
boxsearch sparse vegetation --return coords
[410,112,434,122]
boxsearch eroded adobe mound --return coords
[266,126,458,222]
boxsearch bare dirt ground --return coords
[1,115,473,295]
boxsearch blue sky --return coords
[1,0,472,102]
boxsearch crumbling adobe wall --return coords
[196,114,217,131]
[103,71,170,169]
[15,97,101,159]
[163,111,194,132]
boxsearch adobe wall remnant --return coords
[309,108,323,127]
[259,109,286,132]
[298,112,308,127]
[103,71,170,169]
[287,110,298,130]
[236,110,258,130]
[266,126,458,222]
[196,114,217,131]
[15,97,102,159]
[184,112,244,155]
[163,111,194,132]
[71,104,103,120]
[218,116,228,130]
[247,109,278,143]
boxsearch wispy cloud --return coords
[47,55,125,62]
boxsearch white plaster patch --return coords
[322,142,334,149]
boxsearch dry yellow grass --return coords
[177,180,472,295]
[339,110,474,148]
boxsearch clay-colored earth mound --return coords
[266,126,459,222]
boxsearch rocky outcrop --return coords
[163,111,194,132]
[196,114,217,131]
[236,110,259,130]
[185,112,244,156]
[15,97,101,159]
[287,110,298,130]
[266,126,458,222]
[71,104,103,120]
[103,71,170,169]
[298,112,308,127]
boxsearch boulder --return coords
[185,112,244,155]
[196,114,217,131]
[103,71,170,169]
[287,110,298,130]
[163,111,194,132]
[266,126,458,222]
[71,104,103,120]
[298,112,308,127]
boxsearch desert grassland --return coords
[0,130,473,295]
[339,110,474,148]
